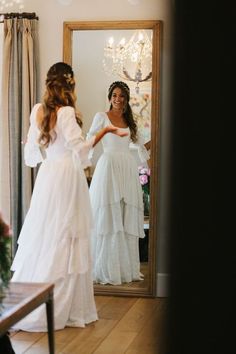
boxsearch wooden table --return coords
[0,282,55,354]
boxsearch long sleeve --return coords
[130,131,150,163]
[86,112,106,159]
[58,106,96,169]
[24,104,44,167]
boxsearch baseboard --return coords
[156,272,170,297]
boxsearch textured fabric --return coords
[87,112,149,285]
[11,105,98,331]
[0,21,11,223]
[0,17,39,251]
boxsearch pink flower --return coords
[139,167,148,175]
[138,166,150,176]
[139,174,148,185]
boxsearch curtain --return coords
[0,21,4,211]
[0,13,39,254]
[0,22,3,95]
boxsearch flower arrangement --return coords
[138,165,150,194]
[138,165,150,216]
[0,212,12,296]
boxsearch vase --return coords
[143,192,150,216]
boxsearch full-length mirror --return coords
[63,20,161,297]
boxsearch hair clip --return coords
[63,73,73,84]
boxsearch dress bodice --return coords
[101,114,130,152]
[87,112,149,163]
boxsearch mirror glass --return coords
[63,20,161,297]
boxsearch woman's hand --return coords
[93,125,128,147]
[106,125,129,137]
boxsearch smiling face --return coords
[110,87,126,111]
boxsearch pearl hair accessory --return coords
[108,81,130,96]
[63,73,73,84]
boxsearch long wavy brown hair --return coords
[108,81,138,143]
[37,62,82,147]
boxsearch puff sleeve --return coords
[86,112,106,159]
[58,106,96,169]
[130,131,150,163]
[24,104,44,167]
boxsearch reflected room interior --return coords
[63,20,161,297]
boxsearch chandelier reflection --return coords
[103,30,152,94]
[0,0,24,12]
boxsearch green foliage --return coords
[0,214,12,287]
[0,238,11,285]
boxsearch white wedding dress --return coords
[87,112,149,285]
[11,104,98,331]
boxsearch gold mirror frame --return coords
[63,20,161,297]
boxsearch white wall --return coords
[20,0,174,296]
[72,29,152,168]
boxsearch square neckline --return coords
[104,112,129,130]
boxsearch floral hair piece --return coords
[63,73,73,85]
[108,81,130,96]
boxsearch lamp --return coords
[103,30,152,94]
[0,0,24,12]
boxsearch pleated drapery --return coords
[0,13,39,254]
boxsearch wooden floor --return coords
[10,295,167,354]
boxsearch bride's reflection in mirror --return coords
[86,81,150,286]
[63,20,161,296]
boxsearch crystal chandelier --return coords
[103,30,152,94]
[0,0,24,12]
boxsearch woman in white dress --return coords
[10,63,127,332]
[87,81,150,285]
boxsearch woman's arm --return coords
[59,107,127,169]
[93,125,128,147]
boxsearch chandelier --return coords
[103,30,152,94]
[0,0,24,12]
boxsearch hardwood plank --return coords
[10,331,45,354]
[59,319,117,354]
[97,296,137,320]
[8,296,166,354]
[125,299,168,354]
[92,298,161,354]
[93,330,137,354]
[94,295,112,311]
[114,297,161,332]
